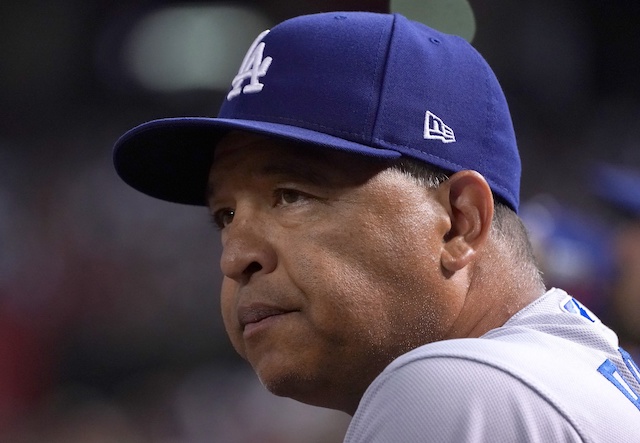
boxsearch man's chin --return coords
[255,364,325,404]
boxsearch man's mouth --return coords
[237,304,293,331]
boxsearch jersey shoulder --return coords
[345,289,640,442]
[345,349,583,442]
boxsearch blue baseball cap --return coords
[114,11,521,211]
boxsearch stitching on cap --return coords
[366,15,395,142]
[226,112,369,139]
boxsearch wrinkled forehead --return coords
[208,131,393,195]
[212,130,392,171]
[213,131,273,161]
[210,131,330,180]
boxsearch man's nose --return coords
[219,211,277,285]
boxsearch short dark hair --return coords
[389,157,544,284]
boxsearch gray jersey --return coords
[344,288,640,442]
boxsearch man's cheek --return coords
[220,278,246,358]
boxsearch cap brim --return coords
[113,117,401,205]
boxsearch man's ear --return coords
[438,170,494,273]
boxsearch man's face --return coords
[208,133,458,413]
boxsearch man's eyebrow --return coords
[206,158,332,202]
[260,161,330,186]
[206,182,217,203]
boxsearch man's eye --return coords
[276,189,304,205]
[212,209,235,230]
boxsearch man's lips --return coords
[237,304,294,330]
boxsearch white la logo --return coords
[227,30,273,100]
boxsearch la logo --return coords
[227,30,273,100]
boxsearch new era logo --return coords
[424,111,455,143]
[227,30,273,100]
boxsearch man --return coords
[113,11,640,441]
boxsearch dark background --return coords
[1,0,639,441]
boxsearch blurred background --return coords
[1,0,639,441]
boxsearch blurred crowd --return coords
[1,0,639,441]
[521,167,640,360]
[0,123,351,441]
